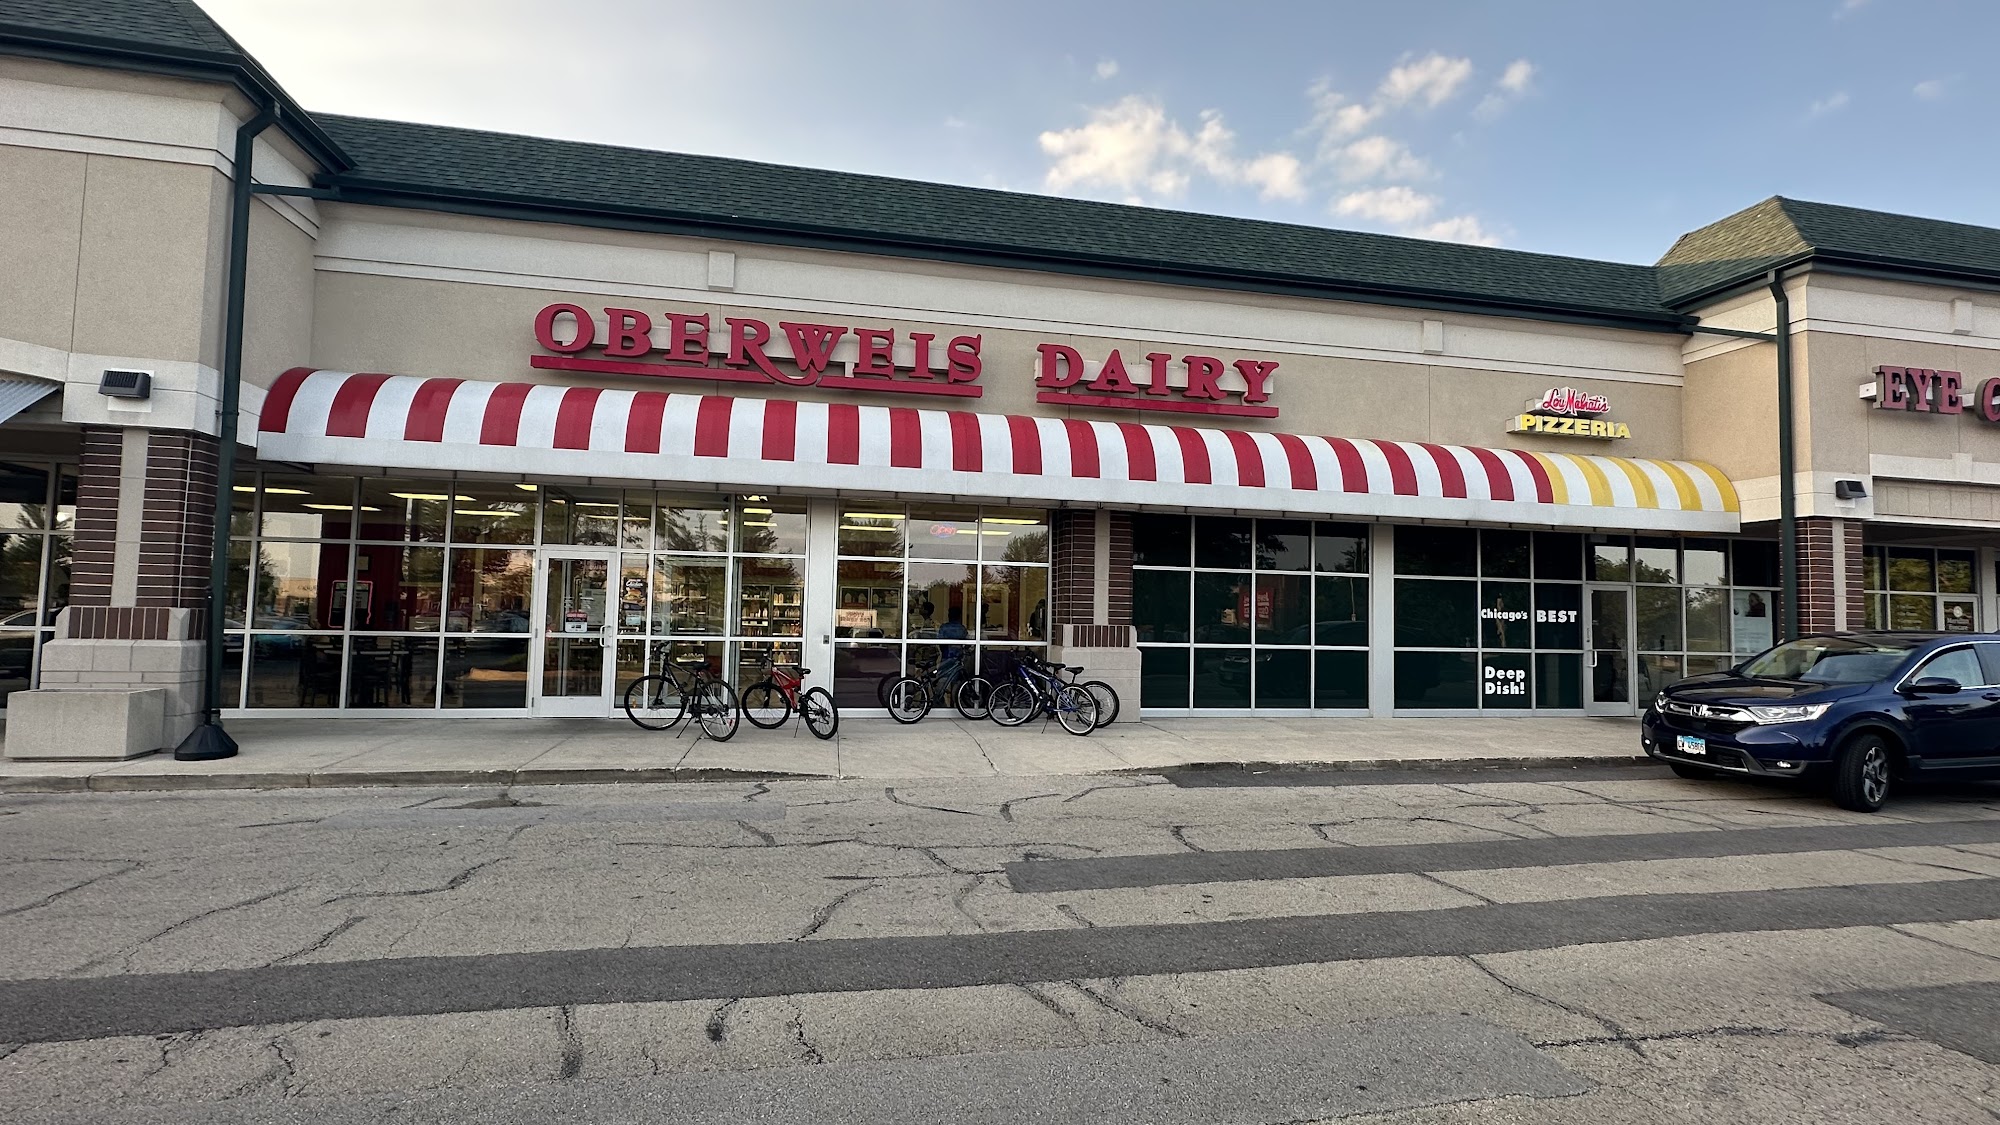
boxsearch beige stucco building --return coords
[3,1,1998,758]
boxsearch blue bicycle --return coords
[988,652,1100,735]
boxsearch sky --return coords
[198,0,2000,265]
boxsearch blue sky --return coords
[203,0,1995,264]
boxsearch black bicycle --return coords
[988,653,1099,735]
[1050,663,1119,727]
[622,653,740,741]
[883,648,992,722]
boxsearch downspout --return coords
[175,102,281,760]
[1767,269,1800,642]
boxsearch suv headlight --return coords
[1744,703,1831,725]
[1653,692,1669,712]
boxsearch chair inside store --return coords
[297,641,342,707]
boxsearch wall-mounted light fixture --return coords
[1834,479,1868,500]
[98,369,152,399]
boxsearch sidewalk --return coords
[0,714,1645,792]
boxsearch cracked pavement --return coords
[3,766,2000,1122]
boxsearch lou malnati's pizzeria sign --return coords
[1505,387,1631,440]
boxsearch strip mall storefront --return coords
[5,12,2000,753]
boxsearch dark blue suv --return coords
[1642,632,2000,812]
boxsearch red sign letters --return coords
[1871,365,2000,421]
[532,303,984,398]
[1032,344,1280,419]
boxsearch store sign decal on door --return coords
[532,303,984,399]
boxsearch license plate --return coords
[1675,735,1707,756]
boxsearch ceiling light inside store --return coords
[454,510,512,517]
[838,524,897,532]
[844,513,906,520]
[742,507,772,514]
[390,493,472,502]
[576,503,619,509]
[235,486,309,495]
[742,521,776,528]
[303,504,380,511]
[980,518,1041,525]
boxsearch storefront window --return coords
[832,503,1051,707]
[356,480,449,542]
[1395,529,1584,711]
[0,461,66,710]
[740,497,809,556]
[1194,516,1254,570]
[1135,515,1369,711]
[1865,545,1977,632]
[451,485,536,545]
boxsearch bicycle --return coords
[622,652,741,742]
[1048,662,1120,728]
[740,655,839,740]
[988,652,1099,735]
[883,649,989,723]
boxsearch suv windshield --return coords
[1739,637,1915,685]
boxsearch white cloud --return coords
[1475,59,1536,119]
[1332,135,1429,182]
[1094,58,1118,81]
[1378,53,1474,108]
[1332,186,1437,225]
[1834,0,1870,17]
[943,115,967,129]
[1332,187,1498,246]
[1038,96,1307,203]
[1914,78,1948,99]
[1807,91,1850,117]
[1412,215,1499,246]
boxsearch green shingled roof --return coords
[0,0,241,59]
[315,114,1681,327]
[12,2,2000,328]
[1659,196,2000,305]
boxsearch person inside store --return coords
[938,605,969,663]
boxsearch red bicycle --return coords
[740,656,839,740]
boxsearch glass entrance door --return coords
[535,550,616,716]
[1585,584,1633,716]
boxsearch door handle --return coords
[1983,692,2000,701]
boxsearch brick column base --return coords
[1799,517,1865,634]
[6,425,222,758]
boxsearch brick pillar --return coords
[1798,517,1864,634]
[1050,509,1096,629]
[5,425,220,759]
[1105,510,1133,626]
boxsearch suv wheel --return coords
[1668,760,1715,781]
[1832,733,1894,813]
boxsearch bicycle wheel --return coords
[800,686,839,741]
[697,680,740,742]
[989,682,1036,726]
[1055,684,1099,735]
[622,674,685,731]
[954,676,993,720]
[885,677,930,723]
[740,680,790,729]
[1079,680,1120,727]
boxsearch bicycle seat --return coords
[1065,665,1084,674]
[799,668,812,677]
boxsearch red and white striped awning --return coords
[257,369,1739,532]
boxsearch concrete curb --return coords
[0,755,1653,793]
[1137,754,1653,775]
